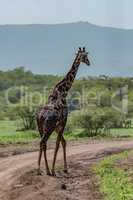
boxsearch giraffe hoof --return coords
[46,171,52,176]
[51,170,56,176]
[37,169,43,176]
[63,169,68,174]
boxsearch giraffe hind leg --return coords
[37,109,59,175]
[43,136,51,175]
[38,141,43,175]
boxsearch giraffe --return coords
[36,47,91,176]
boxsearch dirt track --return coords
[1,140,133,200]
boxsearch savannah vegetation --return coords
[93,151,133,200]
[0,67,133,143]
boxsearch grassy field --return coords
[0,120,38,144]
[93,151,133,200]
[65,127,133,140]
[0,120,133,144]
[110,128,133,138]
[0,120,72,144]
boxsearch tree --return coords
[70,107,123,137]
[15,105,36,130]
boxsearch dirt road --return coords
[1,140,133,200]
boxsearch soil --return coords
[0,139,133,200]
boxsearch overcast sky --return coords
[0,0,132,29]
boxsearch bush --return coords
[15,105,37,130]
[69,108,123,137]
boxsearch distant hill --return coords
[0,22,132,77]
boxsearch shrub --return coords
[69,108,123,137]
[15,105,37,130]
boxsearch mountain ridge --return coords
[1,21,133,30]
[0,22,132,77]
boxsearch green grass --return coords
[0,120,133,144]
[93,151,133,200]
[0,131,38,144]
[65,128,133,139]
[65,129,85,139]
[110,128,133,138]
[0,120,16,135]
[0,120,38,144]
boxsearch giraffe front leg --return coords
[51,134,62,176]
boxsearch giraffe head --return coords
[77,47,90,66]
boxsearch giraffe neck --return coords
[65,54,80,90]
[47,54,81,108]
[50,54,80,98]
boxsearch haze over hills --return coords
[0,22,132,77]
